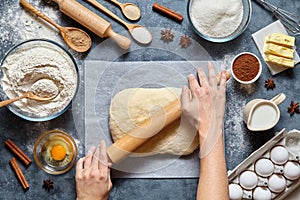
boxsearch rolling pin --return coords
[53,0,131,49]
[107,71,231,164]
[107,99,181,164]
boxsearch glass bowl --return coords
[187,0,252,43]
[0,39,78,122]
[33,129,78,175]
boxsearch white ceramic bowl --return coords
[231,52,262,84]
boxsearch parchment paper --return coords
[84,60,223,178]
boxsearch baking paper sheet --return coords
[84,60,223,178]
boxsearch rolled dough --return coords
[109,87,199,157]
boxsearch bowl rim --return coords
[186,0,252,43]
[230,52,262,84]
[0,39,79,122]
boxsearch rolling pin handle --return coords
[105,28,131,50]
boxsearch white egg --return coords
[229,184,243,200]
[268,174,286,193]
[239,171,258,190]
[253,187,272,200]
[255,158,274,177]
[284,161,300,180]
[270,146,289,165]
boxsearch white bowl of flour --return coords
[187,0,252,42]
[0,39,78,121]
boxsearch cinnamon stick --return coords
[9,157,30,190]
[152,3,183,23]
[5,139,32,167]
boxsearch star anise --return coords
[43,178,54,192]
[160,29,174,43]
[265,78,276,90]
[179,35,191,48]
[288,101,300,116]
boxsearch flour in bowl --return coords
[190,0,243,38]
[1,40,78,118]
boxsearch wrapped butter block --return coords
[264,43,294,59]
[266,33,295,48]
[265,54,295,68]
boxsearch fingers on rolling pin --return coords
[216,71,231,84]
[152,3,183,23]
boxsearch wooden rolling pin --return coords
[53,0,131,49]
[107,99,181,164]
[107,71,230,164]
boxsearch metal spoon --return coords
[108,0,141,21]
[20,0,92,52]
[86,0,152,44]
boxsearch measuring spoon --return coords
[86,0,152,45]
[109,0,141,21]
[20,0,92,52]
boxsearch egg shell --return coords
[229,184,243,200]
[270,146,289,165]
[239,171,258,190]
[253,187,272,200]
[255,158,274,177]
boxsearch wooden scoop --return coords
[109,0,141,21]
[86,0,152,45]
[0,91,56,108]
[53,0,131,49]
[20,0,92,53]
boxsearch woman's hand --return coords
[76,140,112,200]
[181,62,227,157]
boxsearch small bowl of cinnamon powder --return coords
[231,52,262,84]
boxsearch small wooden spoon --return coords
[86,0,152,44]
[20,0,92,52]
[0,91,56,108]
[109,0,141,21]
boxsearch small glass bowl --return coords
[187,0,252,43]
[231,52,262,84]
[0,39,78,122]
[33,129,78,175]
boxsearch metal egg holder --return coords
[228,129,300,200]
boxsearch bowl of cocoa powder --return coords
[231,52,262,84]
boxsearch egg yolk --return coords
[51,145,67,161]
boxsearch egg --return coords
[253,187,272,200]
[255,158,274,177]
[270,146,289,165]
[283,161,300,180]
[239,171,258,190]
[229,184,243,200]
[51,144,67,161]
[268,174,286,193]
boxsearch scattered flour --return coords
[1,40,78,118]
[190,0,243,38]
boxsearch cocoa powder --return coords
[232,54,260,82]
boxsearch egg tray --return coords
[228,128,300,199]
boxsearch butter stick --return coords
[266,33,295,48]
[265,54,295,68]
[264,43,294,59]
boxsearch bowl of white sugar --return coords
[0,39,78,122]
[187,0,252,42]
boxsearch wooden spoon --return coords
[20,0,92,52]
[0,91,56,108]
[86,0,152,45]
[109,0,141,21]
